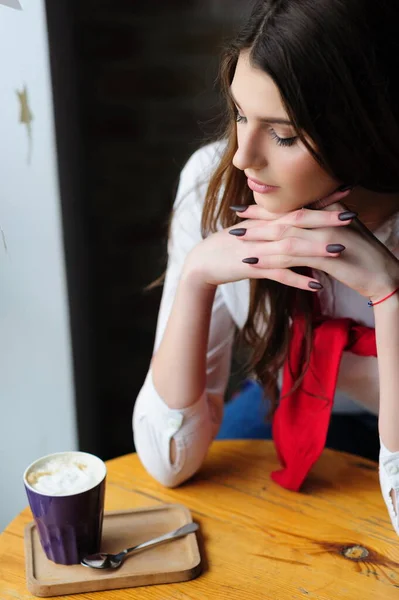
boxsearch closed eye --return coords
[269,128,298,147]
[234,108,298,148]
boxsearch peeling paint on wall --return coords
[1,228,7,253]
[16,84,33,164]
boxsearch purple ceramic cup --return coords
[23,451,106,565]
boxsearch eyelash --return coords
[234,112,298,148]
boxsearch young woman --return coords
[133,0,399,533]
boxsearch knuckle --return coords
[250,242,265,256]
[272,224,288,240]
[278,255,291,269]
[293,209,305,224]
[282,237,295,254]
[248,226,262,239]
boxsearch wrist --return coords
[182,251,218,293]
[373,290,399,313]
[369,283,399,308]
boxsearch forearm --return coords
[375,293,399,451]
[151,265,217,410]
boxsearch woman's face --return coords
[231,51,340,213]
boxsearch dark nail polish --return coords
[230,205,249,212]
[242,257,259,264]
[308,281,323,290]
[338,211,357,221]
[337,184,354,192]
[326,244,346,253]
[229,228,247,236]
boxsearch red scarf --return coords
[271,295,377,491]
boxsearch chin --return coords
[254,193,299,214]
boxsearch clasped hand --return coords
[186,190,399,302]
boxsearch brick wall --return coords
[72,1,253,459]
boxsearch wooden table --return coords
[1,440,399,599]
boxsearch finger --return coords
[317,200,347,212]
[243,253,332,271]
[306,187,353,210]
[240,237,345,257]
[246,267,323,292]
[234,195,356,227]
[320,201,375,238]
[229,222,293,240]
[228,216,355,241]
[233,223,330,241]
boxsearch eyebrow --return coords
[229,87,293,126]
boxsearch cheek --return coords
[277,147,338,199]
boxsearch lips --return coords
[247,176,276,187]
[246,177,279,194]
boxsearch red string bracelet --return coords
[368,286,399,307]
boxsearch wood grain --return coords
[24,505,201,597]
[1,440,399,599]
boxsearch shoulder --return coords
[172,138,227,224]
[169,140,227,253]
[178,139,228,194]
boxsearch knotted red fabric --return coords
[271,296,377,491]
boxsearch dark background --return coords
[45,1,253,461]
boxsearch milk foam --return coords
[26,452,105,496]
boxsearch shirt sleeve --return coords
[132,142,235,487]
[379,437,399,535]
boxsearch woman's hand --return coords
[233,200,399,302]
[183,189,357,292]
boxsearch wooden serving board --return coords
[24,503,202,597]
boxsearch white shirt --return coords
[133,141,399,534]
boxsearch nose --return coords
[232,128,267,172]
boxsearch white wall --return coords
[0,0,77,531]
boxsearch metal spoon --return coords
[81,521,199,569]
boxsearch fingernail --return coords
[337,184,354,192]
[230,205,249,212]
[229,228,247,236]
[308,281,323,290]
[326,244,346,253]
[338,211,357,221]
[242,257,259,264]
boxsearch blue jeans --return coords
[216,380,272,440]
[216,380,379,461]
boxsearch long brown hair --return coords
[202,92,313,413]
[154,0,399,413]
